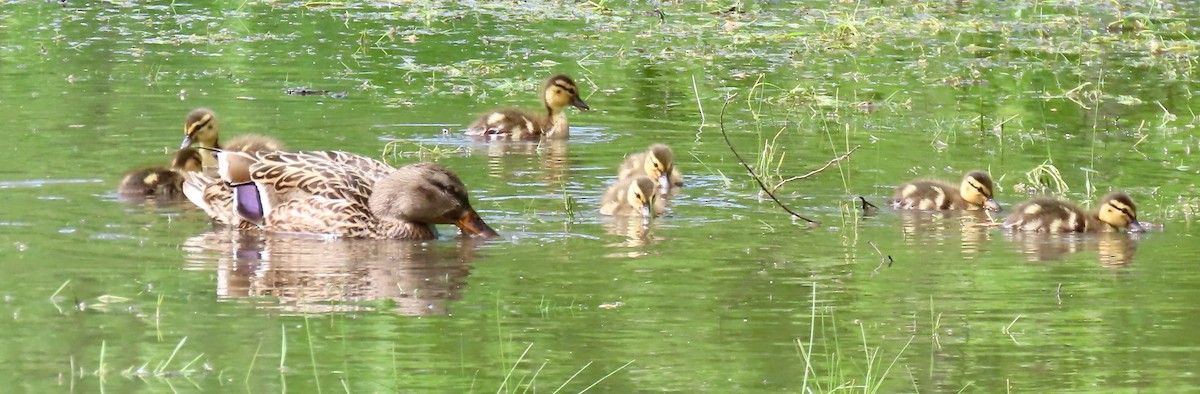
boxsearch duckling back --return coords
[1003,198,1090,233]
[891,179,962,210]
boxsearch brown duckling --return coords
[117,147,203,198]
[617,143,684,194]
[179,108,285,167]
[466,74,590,140]
[599,175,666,218]
[892,170,1001,211]
[1003,192,1145,233]
[182,150,497,240]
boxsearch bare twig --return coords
[858,196,879,214]
[869,240,893,273]
[771,145,861,192]
[717,95,819,225]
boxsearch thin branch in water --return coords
[771,145,861,192]
[869,240,893,273]
[717,95,818,225]
[858,196,879,215]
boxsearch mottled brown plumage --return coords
[183,150,497,240]
[1004,192,1144,233]
[466,74,590,140]
[891,170,1001,211]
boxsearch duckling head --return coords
[369,163,499,238]
[641,144,675,192]
[180,108,219,149]
[543,74,590,113]
[624,176,659,219]
[1097,192,1145,232]
[171,148,204,172]
[959,170,1001,211]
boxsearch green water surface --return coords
[1,1,1199,392]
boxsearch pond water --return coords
[2,1,1199,392]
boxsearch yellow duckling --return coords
[179,108,285,166]
[182,150,498,240]
[892,170,1001,211]
[599,175,666,218]
[117,147,203,198]
[617,143,684,194]
[466,74,590,140]
[1003,192,1145,233]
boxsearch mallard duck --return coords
[466,74,590,140]
[891,170,1001,211]
[179,108,285,166]
[182,150,498,240]
[617,143,684,194]
[1003,192,1145,233]
[117,147,203,197]
[599,175,666,217]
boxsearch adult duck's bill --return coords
[454,210,499,238]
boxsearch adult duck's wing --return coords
[247,151,376,206]
[182,171,238,225]
[266,195,378,238]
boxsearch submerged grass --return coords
[796,284,912,393]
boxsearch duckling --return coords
[179,108,285,167]
[466,74,590,140]
[892,170,1001,211]
[599,175,666,218]
[617,143,684,194]
[117,147,204,198]
[182,150,498,240]
[1003,192,1145,233]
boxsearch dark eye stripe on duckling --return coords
[554,82,576,95]
[1108,200,1136,220]
[187,114,213,135]
[967,179,990,196]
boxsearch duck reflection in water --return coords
[601,215,663,252]
[183,231,485,315]
[1005,231,1139,267]
[897,210,995,257]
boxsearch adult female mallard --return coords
[892,170,1001,211]
[179,108,285,166]
[1003,192,1145,233]
[599,175,666,218]
[182,150,498,240]
[117,147,203,198]
[466,74,590,140]
[617,143,684,195]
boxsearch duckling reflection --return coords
[182,231,483,315]
[478,140,571,190]
[1005,231,1138,266]
[601,215,663,251]
[898,210,994,257]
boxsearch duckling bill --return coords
[1004,192,1145,233]
[892,170,1001,211]
[467,74,589,140]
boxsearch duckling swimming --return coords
[599,175,666,218]
[179,108,285,166]
[466,74,590,140]
[182,150,498,240]
[1003,192,1145,233]
[617,143,684,195]
[117,147,203,198]
[892,170,1001,211]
